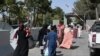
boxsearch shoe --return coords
[41,49,44,54]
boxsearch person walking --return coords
[13,22,30,56]
[77,24,82,38]
[47,26,57,56]
[73,24,78,43]
[60,25,74,49]
[73,24,78,38]
[57,21,65,45]
[38,24,49,55]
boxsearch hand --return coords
[26,34,29,37]
[13,37,17,40]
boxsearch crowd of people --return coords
[38,21,82,56]
[12,20,82,56]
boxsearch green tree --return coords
[52,7,64,20]
[74,0,96,19]
[89,0,100,4]
[5,0,15,5]
[0,0,5,9]
[26,0,52,26]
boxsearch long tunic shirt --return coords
[47,31,57,56]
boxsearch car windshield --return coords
[91,24,100,32]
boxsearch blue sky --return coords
[51,0,76,13]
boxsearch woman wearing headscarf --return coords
[57,21,65,45]
[60,25,74,49]
[13,22,30,56]
[77,24,82,38]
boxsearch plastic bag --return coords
[44,47,49,56]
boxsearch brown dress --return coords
[57,24,65,44]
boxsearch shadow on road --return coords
[56,54,63,56]
[56,51,61,53]
[78,37,84,39]
[90,49,100,56]
[56,51,63,56]
[93,53,100,56]
[70,46,79,50]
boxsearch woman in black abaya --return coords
[13,22,30,56]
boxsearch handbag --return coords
[28,36,34,49]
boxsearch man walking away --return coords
[47,26,57,56]
[38,24,49,55]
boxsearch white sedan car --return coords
[88,21,100,56]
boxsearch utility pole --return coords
[96,7,99,20]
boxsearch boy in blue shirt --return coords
[47,25,57,56]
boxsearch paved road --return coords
[28,30,90,56]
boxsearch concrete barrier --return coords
[31,27,41,41]
[0,30,14,56]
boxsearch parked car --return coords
[88,21,100,56]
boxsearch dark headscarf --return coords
[19,22,24,31]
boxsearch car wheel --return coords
[90,48,95,56]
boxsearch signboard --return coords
[53,20,59,25]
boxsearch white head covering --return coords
[47,25,51,30]
[70,22,74,26]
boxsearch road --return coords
[28,30,90,56]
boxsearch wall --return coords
[31,27,41,41]
[0,30,14,56]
